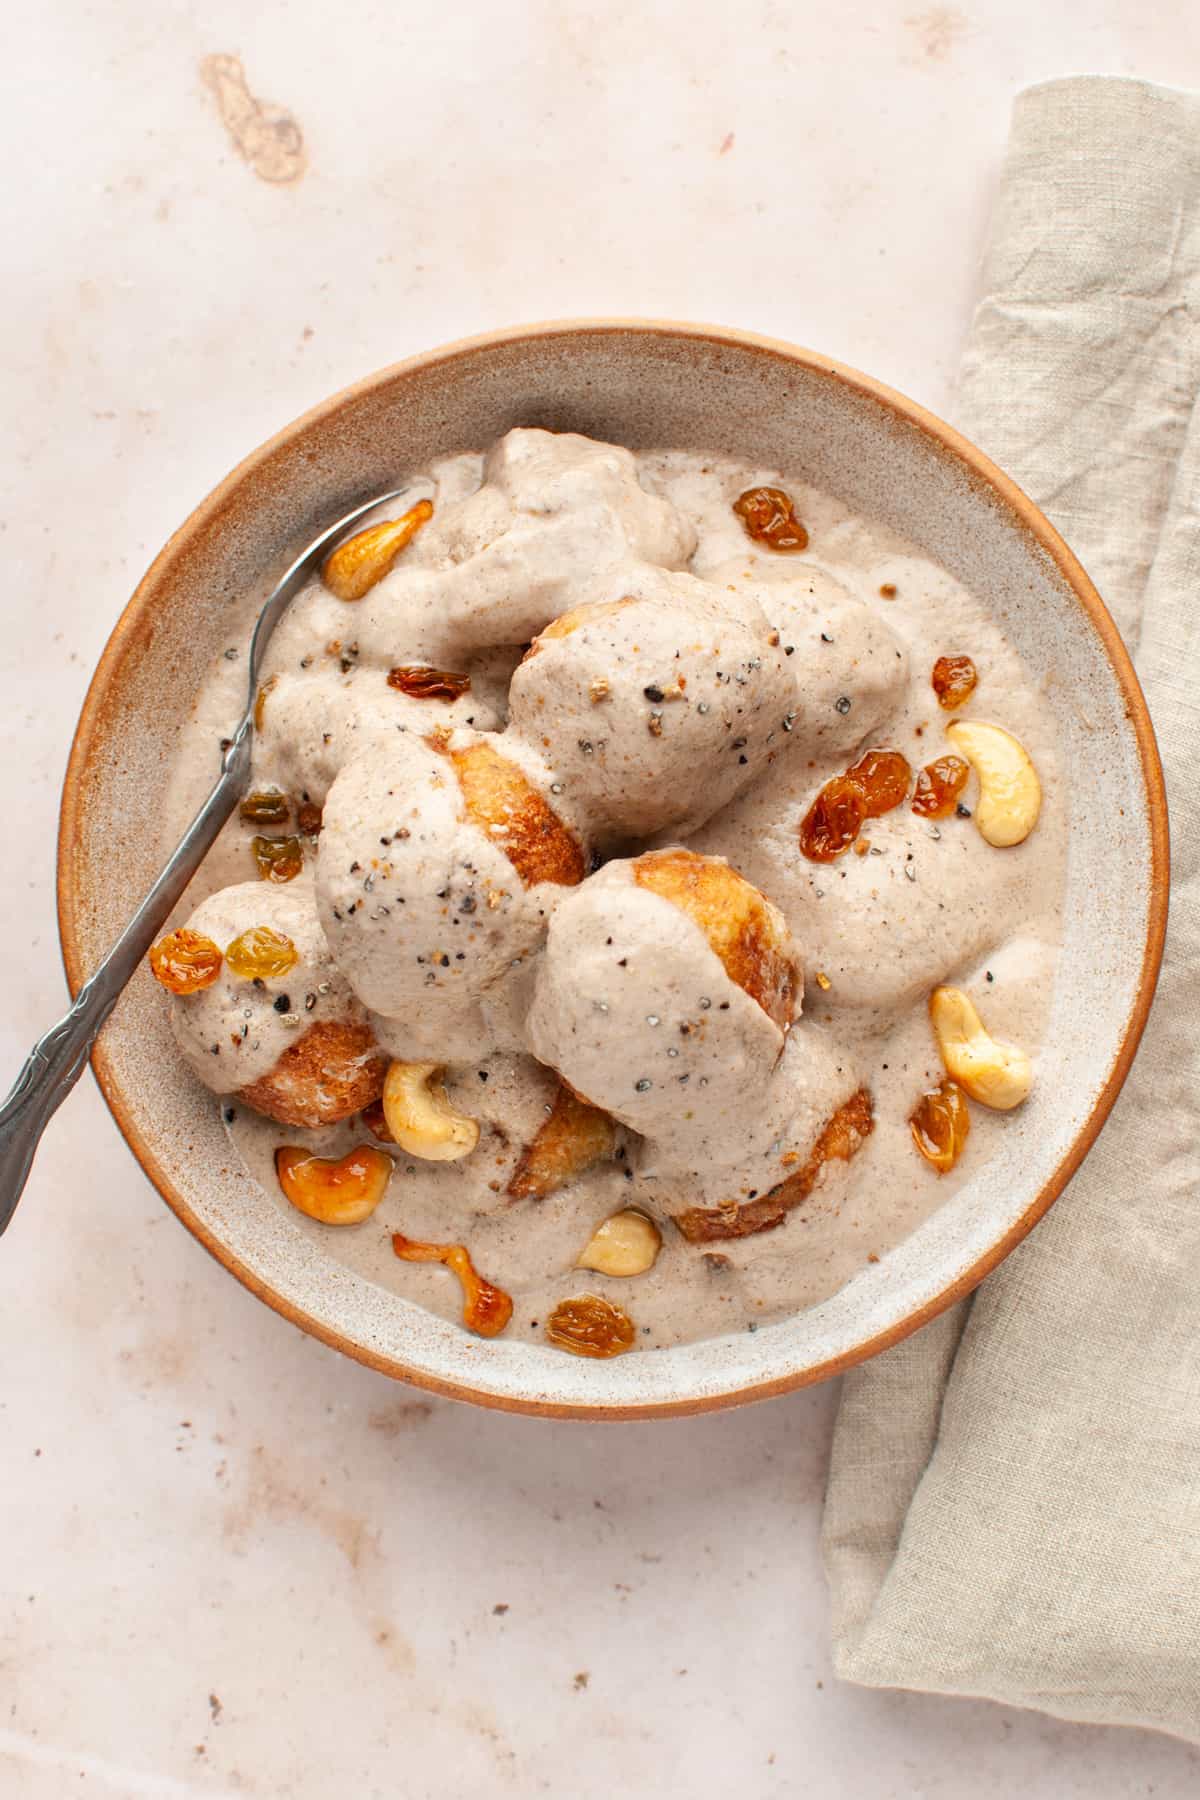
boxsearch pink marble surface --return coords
[4,3,1199,1793]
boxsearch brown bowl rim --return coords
[56,317,1170,1420]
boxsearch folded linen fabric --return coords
[822,76,1200,1741]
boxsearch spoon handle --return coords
[0,725,253,1234]
[0,485,414,1238]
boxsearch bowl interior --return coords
[59,322,1165,1417]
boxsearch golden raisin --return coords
[391,1234,513,1337]
[799,775,867,862]
[239,789,291,824]
[224,925,299,980]
[910,1078,971,1174]
[733,486,809,553]
[253,675,278,731]
[296,801,323,837]
[911,755,970,818]
[932,654,978,709]
[322,499,434,602]
[148,929,222,995]
[545,1295,637,1358]
[387,665,472,701]
[846,747,912,817]
[276,1144,392,1224]
[251,835,304,883]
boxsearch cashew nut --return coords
[576,1209,662,1277]
[945,719,1041,847]
[322,499,433,601]
[274,1145,392,1224]
[929,986,1033,1110]
[382,1060,480,1160]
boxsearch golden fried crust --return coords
[507,1086,617,1200]
[445,739,586,888]
[632,848,799,1031]
[238,1019,388,1128]
[531,597,638,647]
[673,1088,874,1243]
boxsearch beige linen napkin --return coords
[822,76,1200,1741]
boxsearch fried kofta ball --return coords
[160,879,386,1128]
[525,851,800,1157]
[316,730,586,1056]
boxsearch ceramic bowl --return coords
[57,320,1167,1418]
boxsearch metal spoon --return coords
[0,487,412,1234]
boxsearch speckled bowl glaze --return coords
[57,321,1168,1419]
